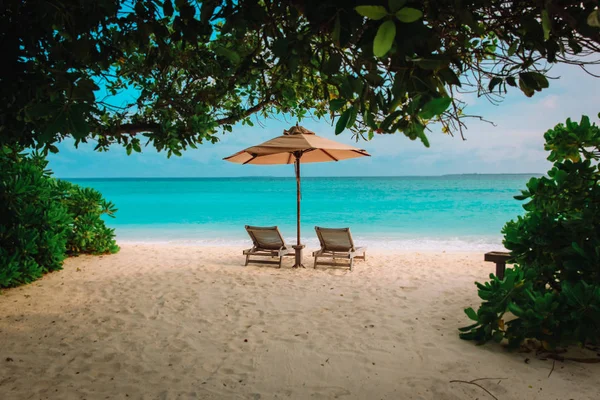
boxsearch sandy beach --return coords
[0,244,598,399]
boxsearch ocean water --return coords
[66,175,534,251]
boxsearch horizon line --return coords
[58,172,545,179]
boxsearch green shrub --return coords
[57,180,119,255]
[0,148,119,288]
[0,149,71,286]
[460,115,600,349]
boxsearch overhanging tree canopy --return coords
[2,0,600,156]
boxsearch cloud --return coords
[48,63,600,177]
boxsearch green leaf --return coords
[132,140,142,153]
[330,99,346,112]
[519,76,535,97]
[365,72,384,86]
[419,97,451,120]
[25,103,57,119]
[214,46,241,63]
[335,108,352,134]
[388,0,407,13]
[542,10,551,41]
[507,302,524,317]
[332,14,341,45]
[438,68,461,86]
[413,58,448,70]
[464,307,478,321]
[272,38,288,59]
[163,0,174,17]
[488,77,502,93]
[73,78,98,102]
[519,72,549,97]
[350,76,364,95]
[200,1,216,24]
[41,112,67,141]
[418,130,430,148]
[355,6,388,20]
[520,71,549,90]
[373,20,396,57]
[69,111,90,139]
[346,105,358,128]
[339,77,354,98]
[493,331,504,343]
[395,7,423,23]
[580,115,591,129]
[587,10,600,28]
[364,109,377,129]
[323,53,342,75]
[507,41,519,57]
[554,169,567,185]
[380,110,402,131]
[572,242,587,258]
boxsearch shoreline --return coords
[112,231,506,253]
[1,244,597,399]
[115,240,503,254]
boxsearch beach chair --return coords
[243,225,294,268]
[312,227,366,271]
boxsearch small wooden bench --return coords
[484,251,512,279]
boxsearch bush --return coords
[460,115,600,349]
[57,180,119,255]
[0,148,119,288]
[0,149,71,286]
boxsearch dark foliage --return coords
[0,149,119,288]
[460,115,600,348]
[2,1,599,155]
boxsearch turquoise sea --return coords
[67,175,535,251]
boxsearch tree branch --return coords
[106,98,275,136]
[214,98,274,125]
[112,122,161,135]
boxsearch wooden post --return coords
[484,251,511,280]
[496,261,506,280]
[296,153,301,246]
[292,152,305,268]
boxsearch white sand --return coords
[0,244,598,399]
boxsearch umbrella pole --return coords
[292,153,305,268]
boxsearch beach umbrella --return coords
[224,125,370,267]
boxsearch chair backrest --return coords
[315,227,355,252]
[245,225,286,250]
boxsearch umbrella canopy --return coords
[224,125,370,165]
[224,125,370,267]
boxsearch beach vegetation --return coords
[0,148,119,288]
[460,115,600,349]
[2,0,599,155]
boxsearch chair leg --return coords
[314,255,318,269]
[279,256,283,268]
[245,254,250,266]
[349,258,354,271]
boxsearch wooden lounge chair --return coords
[243,225,294,268]
[312,227,366,271]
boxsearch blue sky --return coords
[48,63,600,178]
